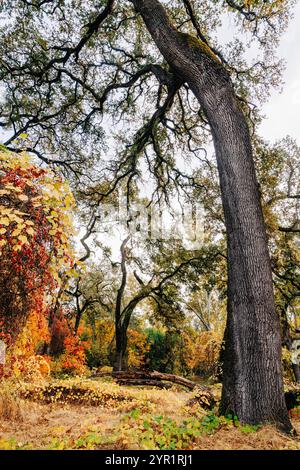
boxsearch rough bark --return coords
[114,325,128,371]
[132,0,292,431]
[74,303,85,335]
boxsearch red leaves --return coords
[0,150,75,368]
[51,330,90,375]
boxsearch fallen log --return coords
[112,370,215,410]
[149,371,199,390]
[111,371,145,379]
[91,370,112,377]
[112,370,201,389]
[116,379,172,389]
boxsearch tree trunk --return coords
[113,236,130,371]
[74,311,82,335]
[114,324,128,371]
[133,0,292,431]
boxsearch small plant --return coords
[0,436,32,450]
[200,411,221,433]
[47,430,103,450]
[239,424,261,434]
[224,413,261,433]
[115,409,224,450]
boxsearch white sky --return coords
[259,1,300,144]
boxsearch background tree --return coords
[87,233,224,371]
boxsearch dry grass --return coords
[0,378,300,450]
[0,381,23,422]
[191,422,300,450]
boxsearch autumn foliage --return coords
[182,330,222,377]
[0,148,75,377]
[50,316,91,376]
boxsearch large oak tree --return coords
[0,0,296,430]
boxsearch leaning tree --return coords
[0,0,296,430]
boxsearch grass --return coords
[0,380,23,422]
[1,377,300,450]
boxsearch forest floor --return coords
[1,376,300,450]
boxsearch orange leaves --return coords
[4,301,51,379]
[59,335,89,375]
[127,329,150,369]
[181,330,222,375]
[48,313,90,376]
[0,148,76,377]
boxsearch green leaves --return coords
[119,409,223,449]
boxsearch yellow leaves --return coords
[64,193,75,210]
[0,217,10,226]
[67,267,80,278]
[12,223,33,239]
[21,379,144,412]
[18,194,29,202]
[0,227,6,235]
[282,346,291,362]
[0,211,25,228]
[9,213,24,224]
[0,189,9,196]
[0,206,12,215]
[3,183,21,193]
[0,239,7,247]
[26,227,35,236]
[53,182,62,192]
[18,234,29,244]
[12,244,22,251]
[31,196,42,207]
[49,439,66,450]
[0,438,20,450]
[11,228,22,237]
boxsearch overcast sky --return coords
[259,1,300,145]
